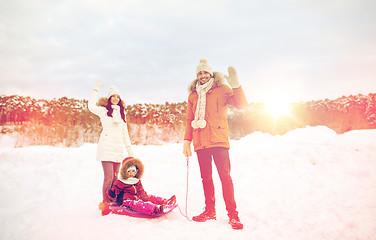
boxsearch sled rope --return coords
[178,157,191,221]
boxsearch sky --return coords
[0,0,375,105]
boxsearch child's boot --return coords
[154,204,164,214]
[98,201,111,216]
[166,195,176,205]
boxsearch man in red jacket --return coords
[183,57,248,230]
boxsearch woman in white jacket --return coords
[88,80,133,215]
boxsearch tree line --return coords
[228,93,376,139]
[0,93,375,147]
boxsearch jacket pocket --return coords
[209,119,228,143]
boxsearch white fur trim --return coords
[119,177,139,185]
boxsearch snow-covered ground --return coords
[0,126,375,240]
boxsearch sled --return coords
[109,204,178,218]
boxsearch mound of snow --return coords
[0,134,15,148]
[1,127,376,239]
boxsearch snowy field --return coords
[0,126,375,240]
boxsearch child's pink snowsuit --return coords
[106,157,169,215]
[108,179,168,215]
[122,195,166,215]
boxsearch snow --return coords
[0,126,375,240]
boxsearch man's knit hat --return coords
[196,57,213,77]
[107,85,121,98]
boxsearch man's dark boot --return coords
[192,207,216,222]
[228,213,243,230]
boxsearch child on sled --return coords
[104,157,176,215]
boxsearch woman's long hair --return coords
[106,97,126,122]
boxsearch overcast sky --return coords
[1,0,375,105]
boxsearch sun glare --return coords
[264,99,291,118]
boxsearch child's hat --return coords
[122,157,133,165]
[120,157,144,180]
[127,165,137,173]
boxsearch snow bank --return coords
[0,134,15,148]
[0,126,375,240]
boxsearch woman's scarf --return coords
[112,105,122,123]
[191,78,214,129]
